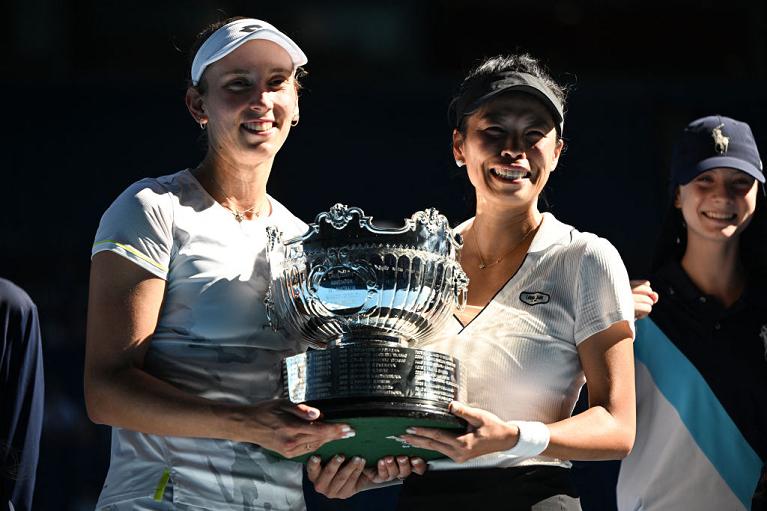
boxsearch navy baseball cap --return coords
[671,115,764,186]
[448,71,564,135]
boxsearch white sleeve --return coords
[573,236,635,345]
[91,179,173,279]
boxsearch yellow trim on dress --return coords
[153,468,171,501]
[93,240,169,272]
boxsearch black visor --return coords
[448,71,564,135]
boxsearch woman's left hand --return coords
[307,455,426,499]
[401,401,519,463]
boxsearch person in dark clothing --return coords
[1,278,44,511]
[617,116,767,511]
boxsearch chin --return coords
[490,191,536,208]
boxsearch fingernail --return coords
[386,457,395,464]
[397,456,407,463]
[340,425,352,433]
[309,456,320,464]
[353,456,365,464]
[378,459,386,466]
[335,455,344,463]
[412,458,423,465]
[342,431,356,439]
[307,409,319,419]
[406,428,416,434]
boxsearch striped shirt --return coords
[617,262,767,510]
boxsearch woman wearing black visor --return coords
[310,54,637,511]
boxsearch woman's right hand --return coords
[631,279,659,320]
[235,399,353,458]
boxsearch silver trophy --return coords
[265,204,469,464]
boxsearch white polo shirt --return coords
[91,170,309,510]
[422,212,635,470]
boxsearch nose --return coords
[500,134,525,159]
[248,87,273,112]
[711,181,736,202]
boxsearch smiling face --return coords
[453,93,563,212]
[185,39,299,165]
[676,167,758,244]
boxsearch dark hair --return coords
[187,16,307,95]
[452,54,568,135]
[652,185,767,284]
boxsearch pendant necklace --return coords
[208,174,265,223]
[472,217,539,270]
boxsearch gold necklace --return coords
[472,217,539,270]
[208,174,266,223]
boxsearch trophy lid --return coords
[282,204,462,256]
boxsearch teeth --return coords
[492,168,528,179]
[243,122,273,132]
[703,212,736,220]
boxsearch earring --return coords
[199,119,207,130]
[455,160,465,167]
[291,117,299,127]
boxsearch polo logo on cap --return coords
[240,24,263,33]
[520,291,550,306]
[712,124,729,155]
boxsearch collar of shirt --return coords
[653,260,764,317]
[456,212,573,254]
[528,212,573,254]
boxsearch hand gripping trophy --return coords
[265,204,469,465]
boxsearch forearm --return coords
[543,405,635,461]
[83,256,344,455]
[85,365,246,442]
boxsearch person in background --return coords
[617,115,767,511]
[1,278,44,511]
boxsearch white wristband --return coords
[501,421,550,458]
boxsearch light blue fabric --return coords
[634,318,762,508]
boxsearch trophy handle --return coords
[453,267,469,311]
[264,287,280,331]
[266,225,283,252]
[265,226,284,332]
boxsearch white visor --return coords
[191,18,308,86]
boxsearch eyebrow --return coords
[221,67,293,77]
[482,111,552,126]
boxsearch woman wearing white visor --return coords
[84,17,398,510]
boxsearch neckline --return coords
[449,213,577,331]
[657,260,751,314]
[452,214,548,330]
[452,252,530,331]
[184,168,273,224]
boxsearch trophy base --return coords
[273,345,467,467]
[269,400,465,467]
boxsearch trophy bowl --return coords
[265,204,469,466]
